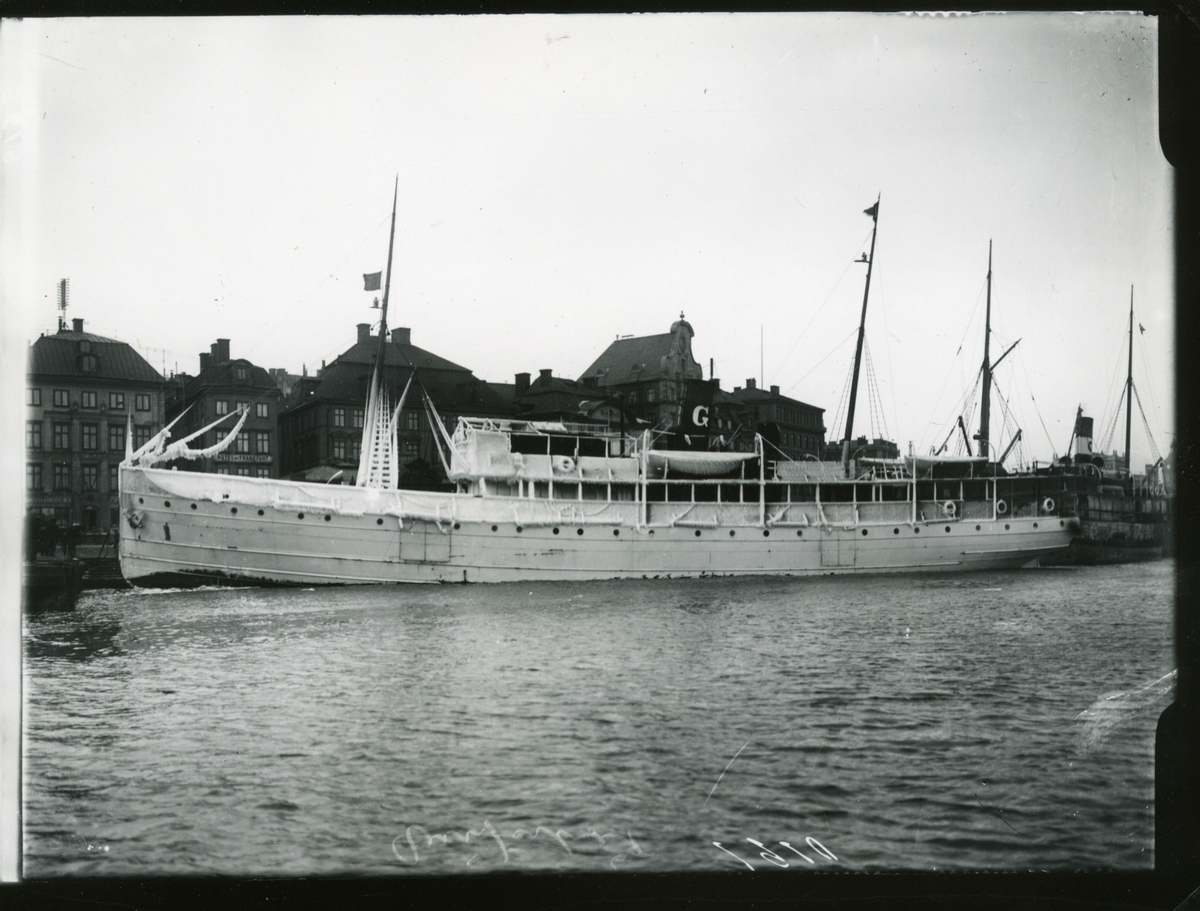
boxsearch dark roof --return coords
[27,329,164,384]
[182,359,278,400]
[578,334,677,384]
[283,360,512,415]
[731,386,824,412]
[334,338,468,373]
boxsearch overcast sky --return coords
[4,12,1173,467]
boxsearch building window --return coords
[236,366,248,381]
[236,466,251,477]
[109,464,118,492]
[350,439,360,460]
[216,400,229,416]
[646,387,657,403]
[81,423,98,451]
[134,426,151,450]
[26,421,41,449]
[27,388,41,406]
[53,423,70,450]
[135,394,150,412]
[109,424,125,453]
[79,355,98,373]
[109,392,125,410]
[332,436,346,459]
[82,465,98,491]
[404,411,419,431]
[216,466,230,475]
[53,389,69,408]
[255,431,270,455]
[81,391,97,409]
[352,408,363,428]
[238,402,248,415]
[332,407,346,427]
[254,466,270,478]
[54,463,70,491]
[256,402,269,419]
[236,432,250,454]
[27,464,42,491]
[628,391,638,404]
[403,440,418,459]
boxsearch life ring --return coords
[942,500,957,518]
[553,455,576,474]
[996,499,1008,516]
[1042,497,1055,514]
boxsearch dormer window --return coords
[236,366,248,381]
[79,354,97,373]
[78,340,90,354]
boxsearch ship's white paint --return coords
[119,463,1078,585]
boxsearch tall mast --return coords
[372,176,400,392]
[978,240,993,461]
[1125,284,1134,472]
[841,194,880,474]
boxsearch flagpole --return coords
[841,194,880,475]
[357,178,399,486]
[1125,285,1134,473]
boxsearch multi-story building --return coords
[26,317,165,533]
[278,323,512,485]
[577,316,755,449]
[164,338,284,478]
[730,378,826,461]
[488,369,620,426]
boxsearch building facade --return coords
[26,318,165,533]
[730,379,826,461]
[278,324,513,485]
[164,338,284,478]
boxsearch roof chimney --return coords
[357,323,371,345]
[199,352,211,373]
[746,378,756,389]
[538,368,553,385]
[215,338,231,364]
[515,372,530,397]
[391,327,411,346]
[72,318,84,333]
[770,385,779,396]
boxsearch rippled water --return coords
[23,561,1174,876]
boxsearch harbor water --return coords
[23,561,1174,875]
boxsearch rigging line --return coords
[1136,330,1168,447]
[1132,385,1162,463]
[242,212,392,364]
[787,326,860,392]
[771,258,857,384]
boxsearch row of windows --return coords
[215,401,270,418]
[28,422,150,451]
[215,466,271,477]
[27,388,152,411]
[327,436,418,460]
[27,462,121,492]
[331,407,367,428]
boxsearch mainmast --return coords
[371,177,400,401]
[841,195,880,474]
[1125,285,1134,473]
[977,240,994,461]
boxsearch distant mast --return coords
[1125,285,1134,473]
[841,195,880,474]
[57,278,69,332]
[977,241,994,461]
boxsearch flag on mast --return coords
[863,202,878,220]
[363,272,382,292]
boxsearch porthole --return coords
[164,501,171,508]
[1004,524,1010,530]
[730,530,736,537]
[298,513,305,520]
[862,529,868,536]
[893,528,899,535]
[257,509,264,516]
[695,530,701,537]
[796,530,803,537]
[491,525,498,532]
[324,515,331,522]
[763,530,770,537]
[231,508,238,515]
[577,528,584,536]
[914,527,920,534]
[1033,522,1038,528]
[516,526,523,533]
[944,526,951,533]
[975,525,980,531]
[1060,520,1065,527]
[649,529,655,536]
[190,503,197,510]
[138,497,144,504]
[378,518,385,526]
[453,522,461,530]
[553,527,560,535]
[613,529,620,536]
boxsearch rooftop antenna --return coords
[57,278,69,332]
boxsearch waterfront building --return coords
[26,318,165,533]
[277,323,512,485]
[730,379,826,461]
[164,339,284,478]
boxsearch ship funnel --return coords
[1074,414,1095,463]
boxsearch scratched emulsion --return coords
[23,560,1172,875]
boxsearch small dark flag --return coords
[1139,323,1145,334]
[863,202,878,220]
[363,272,382,292]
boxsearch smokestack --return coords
[538,368,553,385]
[357,323,371,345]
[200,352,211,373]
[72,318,84,333]
[746,378,756,389]
[770,385,780,396]
[391,327,411,346]
[215,338,231,364]
[1075,414,1095,460]
[515,372,530,397]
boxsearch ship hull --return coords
[120,466,1077,586]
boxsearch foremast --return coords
[357,178,401,488]
[841,195,880,475]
